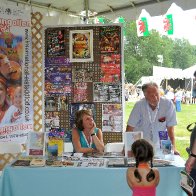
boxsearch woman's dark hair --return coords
[75,109,93,130]
[132,139,155,182]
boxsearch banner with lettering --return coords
[0,4,33,143]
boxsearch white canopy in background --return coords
[153,66,183,80]
[136,65,196,88]
[183,64,196,79]
[153,65,196,80]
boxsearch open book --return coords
[124,132,143,157]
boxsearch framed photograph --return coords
[69,30,93,62]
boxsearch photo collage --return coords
[44,25,123,138]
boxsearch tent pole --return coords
[166,79,168,89]
[84,0,89,24]
[191,78,193,103]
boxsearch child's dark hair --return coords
[132,139,155,182]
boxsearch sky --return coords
[139,3,196,45]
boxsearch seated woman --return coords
[72,109,104,153]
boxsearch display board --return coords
[43,24,124,143]
[0,4,34,143]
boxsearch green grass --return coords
[125,101,196,160]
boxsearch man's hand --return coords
[174,149,180,156]
[185,156,196,174]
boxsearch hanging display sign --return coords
[0,4,33,143]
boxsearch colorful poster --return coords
[45,111,60,131]
[72,68,94,82]
[99,26,120,53]
[73,82,92,103]
[46,29,65,56]
[93,83,121,102]
[0,5,33,143]
[69,30,93,62]
[45,57,72,95]
[102,104,123,132]
[100,54,121,82]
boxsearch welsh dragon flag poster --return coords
[163,14,174,35]
[136,17,150,37]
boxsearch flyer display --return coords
[44,24,123,135]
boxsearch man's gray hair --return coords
[142,82,159,93]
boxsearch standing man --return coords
[126,82,180,155]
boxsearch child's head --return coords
[12,86,22,109]
[132,139,154,164]
[132,139,155,183]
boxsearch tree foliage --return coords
[124,21,196,84]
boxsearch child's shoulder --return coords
[152,167,160,173]
[127,167,135,173]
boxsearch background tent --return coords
[152,65,196,91]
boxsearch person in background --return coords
[0,77,9,123]
[165,87,175,103]
[175,88,183,112]
[72,109,104,153]
[127,139,160,196]
[185,90,191,105]
[192,71,196,104]
[126,82,180,155]
[1,86,22,124]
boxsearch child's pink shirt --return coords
[132,186,156,196]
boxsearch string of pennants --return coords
[136,14,174,37]
[94,14,173,37]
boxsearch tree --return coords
[124,21,196,83]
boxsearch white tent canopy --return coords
[153,66,183,80]
[3,0,196,25]
[182,64,196,79]
[153,65,196,80]
[136,65,196,88]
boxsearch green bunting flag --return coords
[118,17,126,36]
[118,17,125,24]
[98,17,105,24]
[163,14,174,35]
[136,17,149,37]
